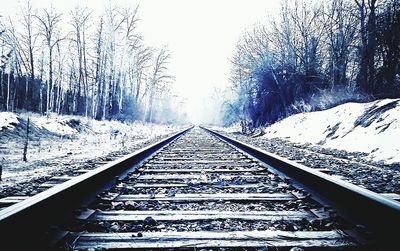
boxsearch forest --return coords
[1,0,399,128]
[0,2,186,123]
[223,0,400,131]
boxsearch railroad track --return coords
[0,127,399,250]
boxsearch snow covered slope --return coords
[0,112,19,130]
[0,112,179,139]
[262,98,399,164]
[0,112,183,187]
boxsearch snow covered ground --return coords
[218,98,400,165]
[0,112,183,195]
[210,98,400,194]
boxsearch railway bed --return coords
[1,127,399,250]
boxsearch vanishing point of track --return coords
[0,127,399,250]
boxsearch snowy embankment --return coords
[223,98,399,165]
[0,112,183,192]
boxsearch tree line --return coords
[224,0,399,131]
[0,2,186,123]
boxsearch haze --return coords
[1,0,280,123]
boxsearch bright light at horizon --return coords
[134,0,280,124]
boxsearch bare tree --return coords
[0,21,21,112]
[146,46,172,122]
[103,5,126,119]
[94,17,104,119]
[118,6,140,114]
[0,2,178,123]
[376,0,400,95]
[35,6,63,113]
[132,44,152,108]
[70,5,91,115]
[19,1,37,109]
[325,0,357,89]
[355,0,378,93]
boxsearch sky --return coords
[0,0,281,123]
[133,0,280,123]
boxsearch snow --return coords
[221,98,400,164]
[26,113,179,138]
[32,114,78,135]
[218,123,242,133]
[0,112,183,189]
[0,112,19,130]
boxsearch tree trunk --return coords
[366,0,377,94]
[146,81,155,122]
[357,0,368,92]
[47,43,53,113]
[23,117,29,162]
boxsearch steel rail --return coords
[203,126,400,243]
[0,126,192,250]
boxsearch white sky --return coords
[0,0,281,123]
